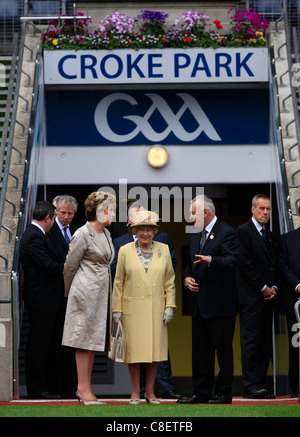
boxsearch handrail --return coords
[12,51,42,276]
[19,9,91,34]
[20,15,91,21]
[6,21,43,398]
[269,42,293,232]
[0,26,26,269]
[0,34,19,181]
[282,3,300,215]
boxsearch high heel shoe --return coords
[76,390,106,405]
[129,399,140,405]
[145,394,160,404]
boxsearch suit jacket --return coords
[48,221,77,263]
[183,218,239,319]
[112,241,176,363]
[278,227,300,309]
[19,224,64,309]
[237,219,278,307]
[111,231,177,278]
[47,220,77,297]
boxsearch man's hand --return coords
[262,286,277,300]
[194,254,212,265]
[185,277,199,292]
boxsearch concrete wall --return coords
[40,144,277,186]
[0,274,13,400]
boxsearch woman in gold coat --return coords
[112,210,176,405]
[62,191,115,405]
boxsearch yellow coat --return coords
[112,241,176,363]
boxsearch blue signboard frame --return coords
[46,88,269,146]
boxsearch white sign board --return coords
[44,48,268,84]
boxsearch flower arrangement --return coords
[98,11,135,35]
[229,7,269,46]
[42,8,269,51]
[135,10,168,36]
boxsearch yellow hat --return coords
[129,210,160,235]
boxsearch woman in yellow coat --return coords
[112,210,176,405]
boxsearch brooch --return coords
[209,234,214,240]
[158,249,162,257]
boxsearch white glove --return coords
[163,307,173,325]
[113,312,122,322]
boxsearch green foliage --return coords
[0,404,299,417]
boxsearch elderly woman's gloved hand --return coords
[163,307,173,325]
[113,312,122,322]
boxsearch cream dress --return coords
[112,240,176,363]
[62,222,114,351]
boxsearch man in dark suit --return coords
[49,195,78,259]
[237,194,278,399]
[111,201,181,400]
[47,194,78,398]
[278,207,300,397]
[178,195,239,404]
[19,201,64,399]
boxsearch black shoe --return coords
[261,390,276,399]
[243,386,269,399]
[208,395,232,404]
[177,394,208,404]
[162,389,182,400]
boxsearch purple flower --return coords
[135,10,168,25]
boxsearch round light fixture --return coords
[147,145,169,168]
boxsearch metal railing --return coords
[0,1,71,55]
[250,0,300,221]
[0,34,19,187]
[277,1,300,216]
[0,26,27,269]
[0,0,23,56]
[269,42,294,231]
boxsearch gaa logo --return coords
[94,92,221,143]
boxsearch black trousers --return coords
[239,302,273,391]
[192,313,235,399]
[25,306,76,397]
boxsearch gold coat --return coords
[62,222,114,351]
[112,241,176,363]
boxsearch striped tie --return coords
[63,226,70,244]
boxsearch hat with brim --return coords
[129,210,161,235]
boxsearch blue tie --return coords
[63,226,71,245]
